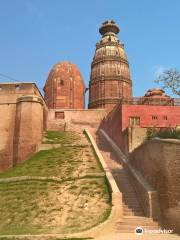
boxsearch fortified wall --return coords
[0,82,46,172]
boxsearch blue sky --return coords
[0,0,180,104]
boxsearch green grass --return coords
[43,131,81,145]
[0,131,111,235]
[0,146,102,179]
[0,178,110,234]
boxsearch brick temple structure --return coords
[44,61,85,109]
[0,19,180,234]
[88,20,132,110]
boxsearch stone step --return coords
[123,197,141,200]
[123,201,142,206]
[120,217,159,224]
[123,201,142,205]
[123,211,145,216]
[118,223,159,229]
[122,192,139,196]
[123,219,157,224]
[123,206,143,211]
[96,137,162,233]
[123,203,142,208]
[123,210,144,214]
[123,207,143,212]
[123,204,142,208]
[116,225,160,233]
[120,189,137,193]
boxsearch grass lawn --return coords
[0,146,102,179]
[42,131,81,145]
[0,131,111,235]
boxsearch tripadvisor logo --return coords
[135,227,144,235]
[135,226,174,235]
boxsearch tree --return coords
[155,68,180,96]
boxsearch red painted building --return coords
[122,104,180,130]
[121,89,180,130]
[101,88,180,152]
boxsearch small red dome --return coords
[144,88,170,98]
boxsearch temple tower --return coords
[88,20,132,110]
[44,61,85,109]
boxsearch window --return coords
[15,85,20,90]
[152,116,158,120]
[129,117,140,126]
[0,86,2,91]
[55,112,64,119]
[60,80,64,86]
[163,116,168,120]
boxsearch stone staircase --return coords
[93,130,160,233]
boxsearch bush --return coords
[146,128,180,140]
[146,128,158,140]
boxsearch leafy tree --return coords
[155,68,180,96]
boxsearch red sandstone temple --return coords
[42,20,180,145]
[44,61,85,109]
[88,20,132,111]
[0,19,180,235]
[1,20,179,171]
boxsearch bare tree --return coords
[155,68,180,96]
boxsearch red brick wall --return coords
[122,105,180,130]
[100,103,180,152]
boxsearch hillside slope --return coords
[0,131,111,235]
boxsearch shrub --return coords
[146,128,180,140]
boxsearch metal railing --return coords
[120,97,180,106]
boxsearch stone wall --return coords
[13,95,44,165]
[130,138,180,233]
[99,104,125,150]
[0,104,16,171]
[128,127,147,152]
[47,109,106,131]
[0,83,45,172]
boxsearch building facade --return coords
[100,88,180,153]
[0,82,45,171]
[88,20,132,110]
